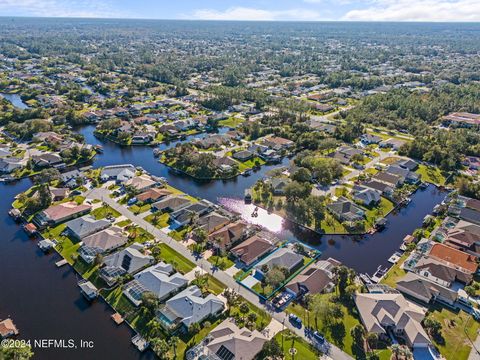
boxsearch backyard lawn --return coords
[380,252,408,288]
[219,117,245,128]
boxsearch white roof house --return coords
[100,243,154,286]
[123,262,188,306]
[158,286,225,330]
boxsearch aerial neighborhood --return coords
[1,17,480,360]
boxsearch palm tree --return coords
[391,344,401,360]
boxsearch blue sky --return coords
[0,0,478,22]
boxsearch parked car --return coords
[289,314,302,327]
[313,331,325,344]
[127,197,138,206]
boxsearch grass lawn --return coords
[155,243,195,274]
[380,156,401,165]
[207,255,234,270]
[416,164,447,186]
[287,294,365,358]
[73,195,86,205]
[43,224,80,263]
[176,316,224,359]
[129,203,151,214]
[274,330,321,360]
[219,117,245,128]
[91,205,121,219]
[116,219,132,227]
[380,252,408,288]
[229,300,271,331]
[426,305,480,360]
[164,185,198,202]
[144,212,170,229]
[168,226,191,241]
[364,197,395,226]
[204,274,227,295]
[318,213,347,234]
[126,226,154,243]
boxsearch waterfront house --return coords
[195,212,231,234]
[136,188,172,203]
[157,285,225,331]
[208,220,248,250]
[254,247,304,277]
[362,180,395,198]
[100,243,154,286]
[351,185,381,206]
[49,187,70,201]
[60,169,85,188]
[152,196,191,213]
[443,220,480,257]
[413,256,472,288]
[79,227,128,264]
[100,164,136,183]
[65,215,111,240]
[31,153,64,168]
[124,174,157,192]
[170,200,214,227]
[385,165,420,184]
[285,261,336,299]
[261,135,294,151]
[396,272,458,306]
[0,157,25,174]
[373,171,403,188]
[0,318,19,339]
[35,202,91,227]
[354,293,431,348]
[123,262,188,306]
[428,243,478,274]
[270,177,291,196]
[230,233,277,267]
[186,318,267,360]
[326,196,365,226]
[232,150,254,162]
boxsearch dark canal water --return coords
[0,124,447,359]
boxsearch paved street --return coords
[86,187,354,360]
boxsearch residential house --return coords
[65,215,111,240]
[261,135,294,151]
[208,220,248,250]
[362,180,395,198]
[131,132,154,145]
[79,227,128,263]
[428,243,478,274]
[49,187,70,201]
[152,196,191,213]
[232,150,254,162]
[170,200,214,227]
[373,172,403,188]
[396,159,419,171]
[196,212,231,234]
[0,157,25,174]
[123,262,188,306]
[396,272,458,306]
[124,174,157,192]
[0,318,19,339]
[136,188,172,203]
[414,256,473,287]
[34,202,91,227]
[100,164,136,183]
[31,153,64,168]
[254,247,304,277]
[352,185,381,206]
[379,138,406,150]
[100,243,154,286]
[230,232,277,267]
[270,177,291,196]
[443,220,480,257]
[186,318,267,360]
[354,293,430,348]
[361,134,382,145]
[327,196,365,226]
[60,169,85,188]
[158,285,225,331]
[285,261,336,298]
[386,165,420,184]
[442,112,480,128]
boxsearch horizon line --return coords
[0,16,479,24]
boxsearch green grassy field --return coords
[155,243,196,274]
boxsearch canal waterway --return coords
[0,124,447,359]
[0,92,30,109]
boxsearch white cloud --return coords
[0,0,131,18]
[188,6,327,21]
[343,0,480,21]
